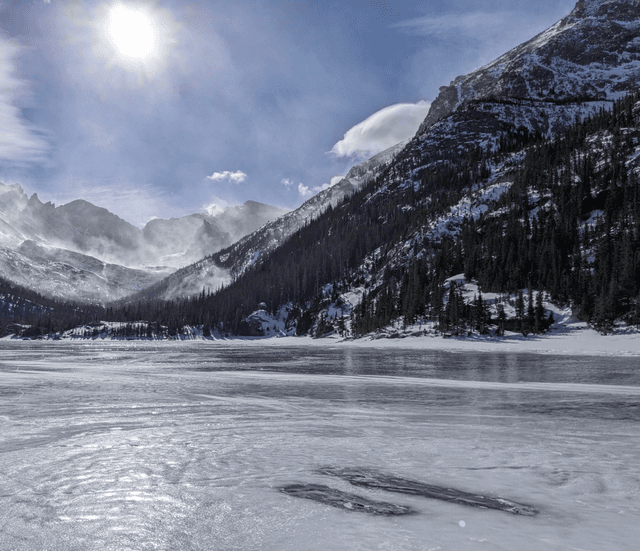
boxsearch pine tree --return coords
[496,304,506,336]
[534,291,546,333]
[515,290,525,333]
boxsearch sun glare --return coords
[107,5,155,59]
[83,0,178,81]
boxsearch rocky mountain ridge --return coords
[420,0,640,135]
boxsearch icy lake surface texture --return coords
[1,343,639,550]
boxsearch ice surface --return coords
[0,342,639,550]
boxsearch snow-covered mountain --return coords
[0,186,144,263]
[420,0,640,135]
[142,201,288,267]
[0,183,287,267]
[348,0,640,268]
[217,141,409,277]
[0,241,172,303]
[0,182,287,301]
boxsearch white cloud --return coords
[330,101,431,160]
[298,183,312,198]
[204,202,225,216]
[206,170,247,184]
[203,194,235,216]
[281,178,294,188]
[0,37,48,163]
[295,175,344,199]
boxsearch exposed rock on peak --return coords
[419,0,640,135]
[574,0,640,19]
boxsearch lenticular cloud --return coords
[331,101,431,160]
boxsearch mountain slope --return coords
[141,201,289,267]
[125,140,409,300]
[0,272,105,337]
[102,0,640,336]
[420,0,640,134]
[0,241,171,303]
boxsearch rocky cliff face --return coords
[419,0,640,135]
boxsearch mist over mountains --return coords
[0,182,286,301]
[2,0,640,339]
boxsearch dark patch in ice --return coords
[278,483,416,516]
[463,465,531,470]
[318,467,538,516]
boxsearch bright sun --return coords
[87,0,177,80]
[107,5,155,59]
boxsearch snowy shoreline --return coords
[238,325,640,357]
[3,322,640,357]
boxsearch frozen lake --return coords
[1,341,639,550]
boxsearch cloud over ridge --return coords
[331,101,431,160]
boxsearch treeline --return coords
[0,275,104,337]
[457,93,640,331]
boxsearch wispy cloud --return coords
[0,37,48,164]
[49,181,173,228]
[206,170,247,184]
[395,12,516,40]
[331,101,430,160]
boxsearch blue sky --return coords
[0,0,576,226]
